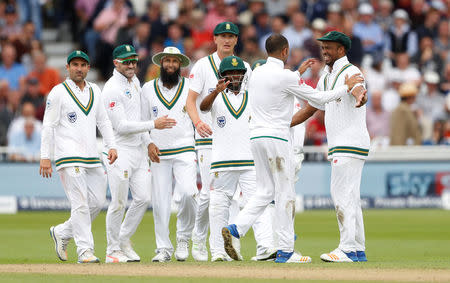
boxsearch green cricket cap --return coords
[213,22,239,36]
[67,50,90,64]
[219,56,246,76]
[317,31,352,50]
[251,59,267,70]
[113,44,138,59]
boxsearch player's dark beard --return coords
[160,67,180,87]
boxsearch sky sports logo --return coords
[386,172,450,197]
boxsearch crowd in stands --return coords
[0,0,449,162]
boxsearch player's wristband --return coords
[195,121,202,128]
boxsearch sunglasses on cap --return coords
[116,58,139,66]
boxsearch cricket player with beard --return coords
[186,22,251,261]
[102,45,176,263]
[222,34,365,263]
[290,31,369,263]
[42,51,117,263]
[199,56,276,262]
[141,47,198,262]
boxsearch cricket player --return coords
[290,31,370,262]
[41,50,117,263]
[186,21,251,261]
[222,34,365,263]
[141,47,197,262]
[102,45,176,263]
[199,56,276,262]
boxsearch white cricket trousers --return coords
[234,137,296,252]
[330,156,365,252]
[192,148,240,246]
[151,152,198,254]
[103,146,151,254]
[209,169,274,257]
[54,166,106,256]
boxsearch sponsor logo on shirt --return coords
[298,78,305,85]
[217,116,226,128]
[125,89,131,99]
[152,106,158,117]
[189,74,194,78]
[109,101,116,109]
[67,112,77,123]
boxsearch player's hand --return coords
[351,86,368,107]
[195,120,212,138]
[39,159,52,178]
[148,143,160,163]
[215,78,230,93]
[344,73,364,92]
[154,115,176,129]
[107,148,118,164]
[298,58,317,75]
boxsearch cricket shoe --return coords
[275,250,311,263]
[211,253,232,262]
[357,251,367,262]
[120,241,140,262]
[251,247,278,261]
[192,240,208,261]
[320,248,358,262]
[222,224,242,261]
[152,249,171,262]
[78,249,100,263]
[175,239,189,261]
[49,226,69,261]
[105,250,132,263]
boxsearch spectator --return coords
[392,53,421,86]
[28,51,61,96]
[190,9,212,49]
[389,83,422,145]
[409,0,427,30]
[0,81,13,146]
[259,15,287,50]
[374,0,394,32]
[416,8,440,41]
[304,18,327,59]
[203,0,227,33]
[412,36,443,74]
[417,71,446,123]
[434,20,449,62]
[141,1,167,42]
[300,0,328,22]
[353,3,384,59]
[265,0,288,17]
[239,0,265,26]
[423,120,449,145]
[164,22,185,53]
[364,55,387,94]
[239,36,265,65]
[325,3,343,32]
[0,4,22,41]
[283,11,312,49]
[385,9,418,59]
[16,0,42,39]
[440,62,450,95]
[7,101,42,142]
[366,90,391,142]
[8,117,41,162]
[20,76,45,120]
[11,21,36,64]
[343,17,363,67]
[382,70,403,112]
[0,44,28,91]
[253,10,271,39]
[75,0,101,26]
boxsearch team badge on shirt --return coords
[75,166,80,173]
[67,112,77,123]
[182,105,187,113]
[125,89,131,99]
[46,99,51,109]
[217,116,226,128]
[152,106,158,117]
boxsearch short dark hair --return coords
[265,33,289,54]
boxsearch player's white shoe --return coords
[211,253,233,262]
[175,239,189,261]
[251,247,277,261]
[286,252,312,263]
[78,249,100,263]
[320,248,358,262]
[120,241,140,262]
[105,250,132,263]
[49,226,69,261]
[192,241,208,261]
[152,249,171,262]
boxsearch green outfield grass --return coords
[0,209,449,282]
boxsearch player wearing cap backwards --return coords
[199,56,276,262]
[42,51,117,263]
[186,21,252,261]
[222,34,364,263]
[291,31,369,262]
[102,45,176,263]
[141,47,198,262]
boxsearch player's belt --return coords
[55,156,101,166]
[195,139,212,146]
[211,160,254,169]
[158,146,195,156]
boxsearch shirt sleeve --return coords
[95,87,116,150]
[284,70,347,106]
[40,87,61,159]
[188,60,204,94]
[140,84,153,146]
[103,86,155,135]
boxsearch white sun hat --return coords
[152,46,190,67]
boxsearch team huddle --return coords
[40,21,369,264]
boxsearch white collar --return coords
[267,57,284,69]
[65,78,89,92]
[113,68,135,85]
[325,56,349,74]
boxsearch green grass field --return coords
[0,209,449,282]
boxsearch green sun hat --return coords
[251,59,267,70]
[213,22,239,36]
[67,50,90,64]
[219,56,246,76]
[113,44,138,59]
[317,31,352,50]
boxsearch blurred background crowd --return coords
[0,0,449,163]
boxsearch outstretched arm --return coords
[291,103,318,127]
